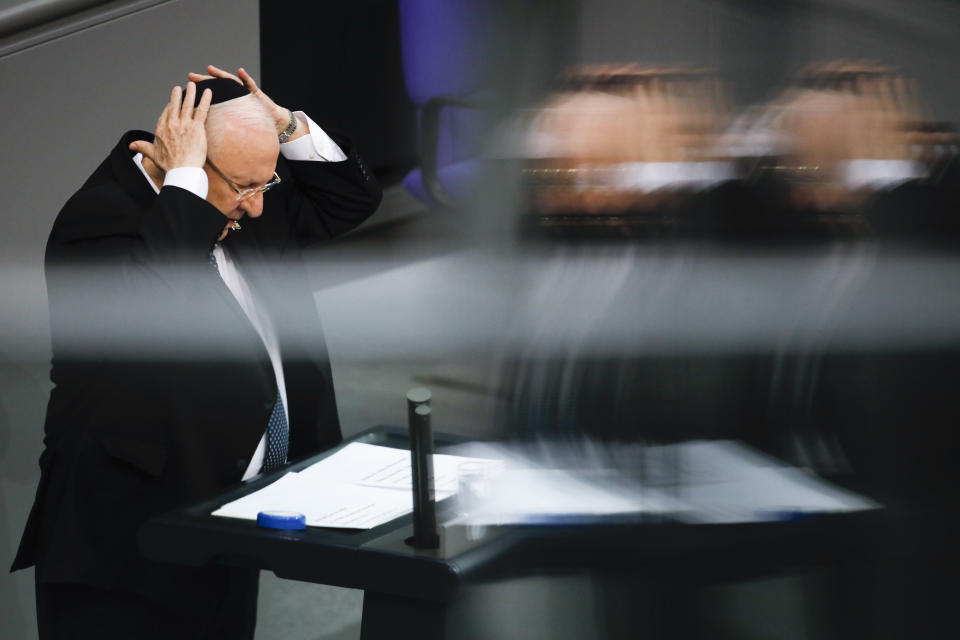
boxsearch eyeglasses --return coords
[206,159,281,202]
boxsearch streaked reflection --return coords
[446,438,878,527]
[503,59,959,239]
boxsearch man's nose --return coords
[240,192,264,217]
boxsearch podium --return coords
[139,427,519,639]
[140,427,886,640]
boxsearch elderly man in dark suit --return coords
[10,65,381,639]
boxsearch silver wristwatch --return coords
[278,110,298,143]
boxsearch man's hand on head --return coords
[187,65,308,142]
[129,81,213,172]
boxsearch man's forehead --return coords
[215,137,277,161]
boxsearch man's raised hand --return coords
[129,82,213,172]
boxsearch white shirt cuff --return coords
[280,111,347,162]
[612,162,736,192]
[841,159,926,190]
[163,166,208,199]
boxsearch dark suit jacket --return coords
[12,129,381,610]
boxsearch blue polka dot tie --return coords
[263,393,289,471]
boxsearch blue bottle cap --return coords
[257,510,307,530]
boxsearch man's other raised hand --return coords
[129,81,212,172]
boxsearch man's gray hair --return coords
[205,94,275,153]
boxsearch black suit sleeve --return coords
[44,179,236,371]
[255,131,382,253]
[49,183,226,267]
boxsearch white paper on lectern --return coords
[293,442,496,494]
[211,472,417,528]
[455,468,687,526]
[211,443,497,529]
[444,440,881,526]
[662,441,881,523]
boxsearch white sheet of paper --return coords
[212,443,498,529]
[457,468,687,526]
[293,442,497,494]
[446,440,879,526]
[656,441,880,523]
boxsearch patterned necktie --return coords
[263,393,289,471]
[210,246,289,472]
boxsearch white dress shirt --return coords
[133,112,345,480]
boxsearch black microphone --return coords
[405,388,439,549]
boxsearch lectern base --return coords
[361,592,448,640]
